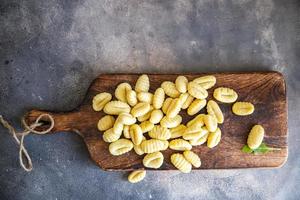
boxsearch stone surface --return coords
[0,0,299,199]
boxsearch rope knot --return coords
[0,113,54,171]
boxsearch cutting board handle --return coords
[24,109,84,137]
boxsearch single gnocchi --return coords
[117,113,136,125]
[92,92,112,111]
[160,115,182,128]
[131,102,151,117]
[187,99,207,116]
[103,128,122,143]
[143,152,164,169]
[247,125,264,150]
[167,98,182,118]
[206,100,224,124]
[175,76,188,93]
[135,74,150,93]
[183,127,208,141]
[187,114,205,127]
[140,139,169,153]
[130,124,143,145]
[133,136,146,155]
[207,128,221,148]
[128,170,146,183]
[203,114,218,132]
[169,139,192,151]
[115,83,131,102]
[181,95,194,109]
[113,120,124,135]
[171,153,192,173]
[170,124,186,139]
[109,139,133,155]
[153,88,165,109]
[97,115,115,131]
[126,90,138,106]
[148,125,171,140]
[137,92,153,104]
[149,109,164,124]
[137,109,152,122]
[213,87,238,103]
[140,121,154,133]
[103,101,130,115]
[188,82,208,99]
[183,150,201,168]
[189,132,209,146]
[162,98,173,114]
[123,125,131,139]
[161,81,180,98]
[193,75,216,89]
[232,102,255,116]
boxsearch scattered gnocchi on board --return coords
[92,74,260,183]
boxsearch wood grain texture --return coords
[25,72,288,171]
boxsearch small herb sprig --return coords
[242,143,281,155]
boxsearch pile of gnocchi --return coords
[92,74,256,183]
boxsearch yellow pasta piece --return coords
[103,128,122,143]
[207,128,221,148]
[161,81,180,98]
[131,102,151,117]
[143,152,164,169]
[140,121,154,133]
[206,100,224,124]
[149,109,164,124]
[203,114,218,132]
[232,102,255,116]
[178,93,189,106]
[135,74,150,93]
[169,139,192,151]
[170,153,192,173]
[170,124,186,139]
[181,95,194,109]
[137,92,153,104]
[137,111,151,122]
[123,125,131,139]
[183,150,201,168]
[247,125,264,149]
[130,124,143,145]
[153,88,165,109]
[213,87,238,103]
[175,76,188,93]
[189,131,209,146]
[140,139,169,153]
[187,82,208,99]
[117,113,136,125]
[187,99,207,116]
[193,75,216,89]
[183,127,208,140]
[186,114,205,127]
[113,120,124,135]
[185,121,203,135]
[133,136,146,155]
[109,139,133,155]
[97,115,115,131]
[92,92,112,111]
[103,101,130,115]
[162,98,173,114]
[148,125,171,140]
[160,115,182,128]
[126,90,138,106]
[166,98,181,118]
[128,170,146,183]
[115,82,131,102]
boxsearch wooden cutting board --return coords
[24,72,288,171]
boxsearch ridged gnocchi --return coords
[171,153,192,173]
[148,125,171,140]
[160,115,182,128]
[103,128,122,143]
[170,124,186,139]
[193,75,216,89]
[188,82,208,99]
[183,127,208,141]
[140,139,169,153]
[181,95,194,109]
[161,81,180,98]
[169,139,192,151]
[128,170,146,183]
[103,101,130,115]
[123,125,131,139]
[167,98,182,118]
[206,100,224,124]
[143,152,164,169]
[130,124,143,145]
[187,114,205,127]
[187,99,207,116]
[137,92,153,104]
[109,139,133,155]
[189,132,209,146]
[131,102,151,117]
[153,88,165,109]
[133,136,146,155]
[175,76,188,93]
[140,121,154,133]
[135,74,150,93]
[207,128,221,148]
[93,92,112,111]
[183,150,201,168]
[113,120,124,135]
[232,102,255,116]
[115,83,131,102]
[203,114,218,132]
[97,115,115,131]
[162,98,173,114]
[117,113,136,125]
[247,125,264,149]
[213,87,238,103]
[149,109,164,124]
[126,90,138,106]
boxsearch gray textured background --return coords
[0,0,299,199]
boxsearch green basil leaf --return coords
[242,145,253,153]
[253,143,270,154]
